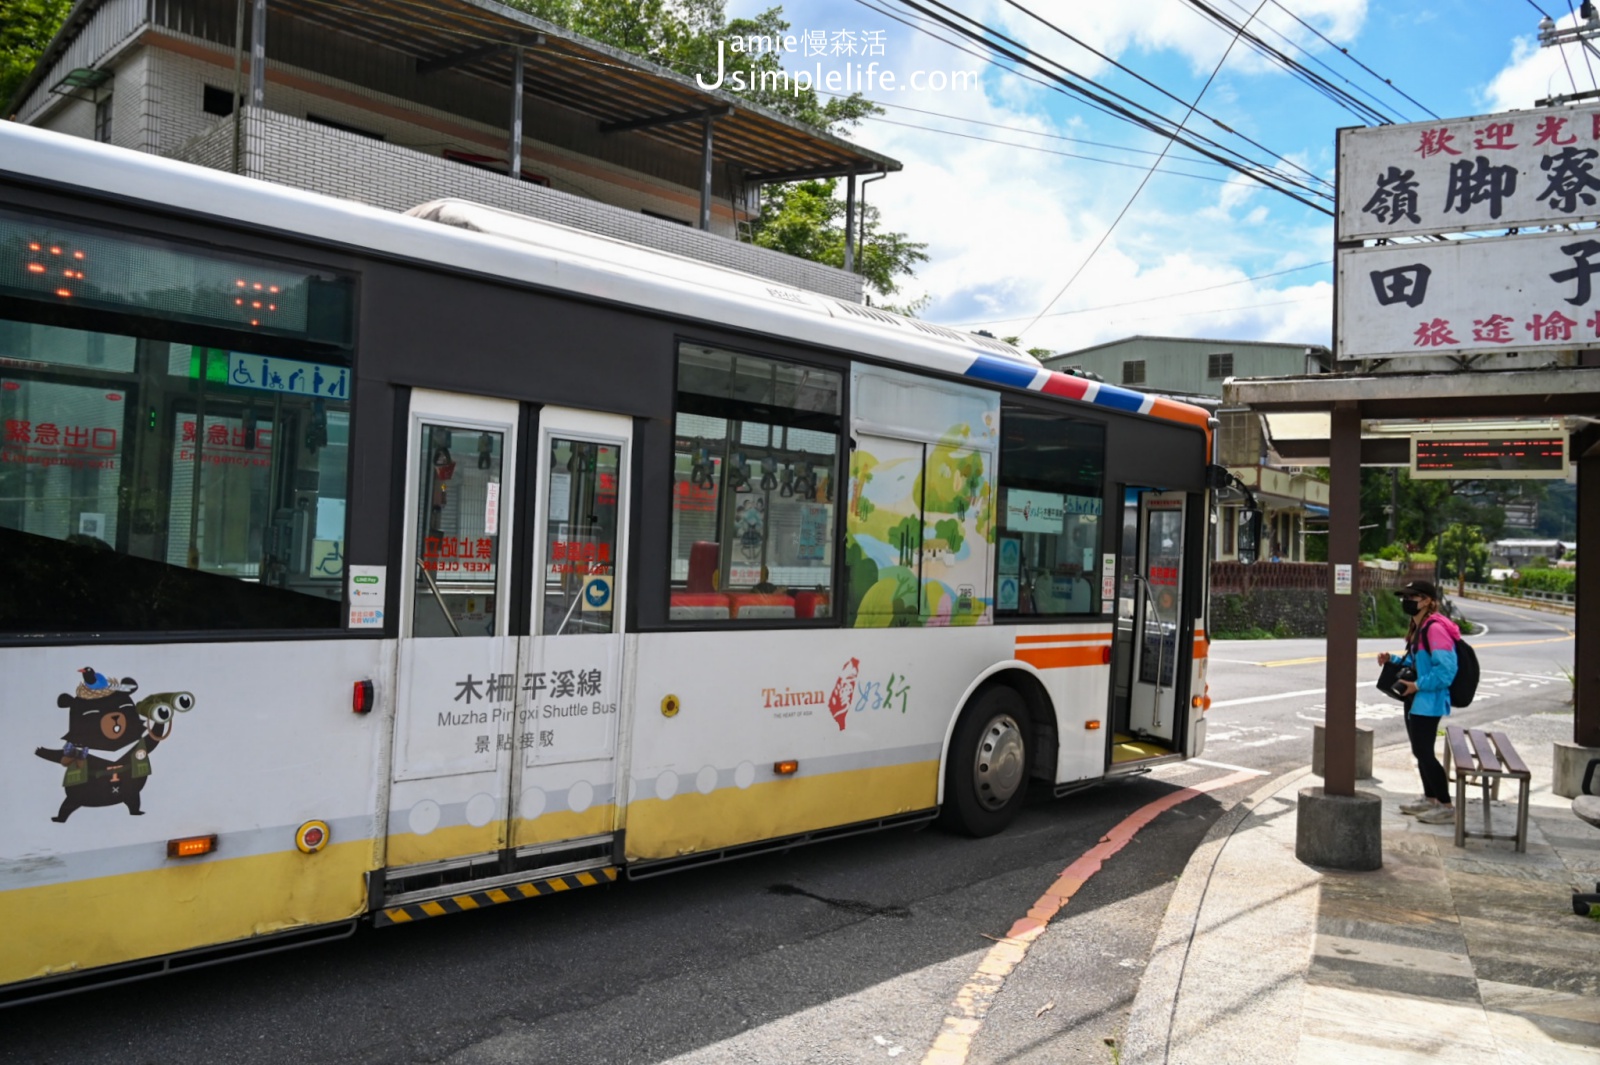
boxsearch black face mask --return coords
[1402,599,1421,617]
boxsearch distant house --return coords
[1044,336,1333,562]
[8,0,899,301]
[1490,538,1575,568]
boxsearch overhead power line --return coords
[1265,0,1439,119]
[884,0,1336,210]
[949,259,1332,328]
[1016,0,1275,338]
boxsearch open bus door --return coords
[1109,488,1191,768]
[383,394,625,910]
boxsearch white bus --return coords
[0,123,1213,1004]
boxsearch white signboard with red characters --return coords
[1336,230,1600,359]
[1338,105,1600,240]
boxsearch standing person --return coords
[1377,580,1459,824]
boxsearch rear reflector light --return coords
[167,834,216,859]
[353,680,375,713]
[774,760,799,776]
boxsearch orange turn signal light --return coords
[774,760,799,776]
[167,834,217,859]
[1086,719,1102,730]
[1192,696,1204,708]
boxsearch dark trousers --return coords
[1405,709,1451,803]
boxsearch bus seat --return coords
[669,592,729,620]
[793,591,830,618]
[687,541,719,592]
[727,593,795,619]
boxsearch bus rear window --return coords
[0,321,352,633]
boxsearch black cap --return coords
[1395,579,1438,600]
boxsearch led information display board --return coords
[1410,433,1568,480]
[0,207,352,346]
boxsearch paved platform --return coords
[1125,715,1600,1064]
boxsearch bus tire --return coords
[940,685,1032,837]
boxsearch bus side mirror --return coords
[1237,508,1263,565]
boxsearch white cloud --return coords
[1481,29,1585,113]
[730,0,1352,353]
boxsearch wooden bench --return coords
[1442,725,1531,853]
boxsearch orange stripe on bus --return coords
[1192,641,1208,659]
[1016,646,1106,670]
[1013,632,1111,644]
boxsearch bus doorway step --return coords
[375,861,618,927]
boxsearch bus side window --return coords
[994,404,1107,618]
[668,343,841,624]
[0,327,354,634]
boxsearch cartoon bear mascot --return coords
[35,668,196,822]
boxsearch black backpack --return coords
[1422,616,1479,708]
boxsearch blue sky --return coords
[719,1,1584,354]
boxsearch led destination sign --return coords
[1410,434,1568,480]
[0,207,352,346]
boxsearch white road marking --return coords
[1209,687,1327,708]
[1190,758,1269,775]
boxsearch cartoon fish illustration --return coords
[827,658,859,732]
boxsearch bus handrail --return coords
[1132,574,1166,728]
[417,559,462,637]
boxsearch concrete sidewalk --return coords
[1125,714,1600,1065]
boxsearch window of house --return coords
[995,404,1106,617]
[643,209,692,227]
[669,344,841,623]
[1208,352,1234,379]
[306,113,385,141]
[1122,360,1145,385]
[94,94,113,143]
[203,84,236,117]
[0,207,356,634]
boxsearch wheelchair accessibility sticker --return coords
[582,576,613,612]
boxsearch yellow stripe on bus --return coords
[624,760,939,863]
[0,840,371,988]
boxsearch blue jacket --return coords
[1396,613,1460,717]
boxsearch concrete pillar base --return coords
[1296,786,1382,871]
[1312,723,1374,780]
[1553,741,1600,799]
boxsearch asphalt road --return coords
[2,598,1576,1065]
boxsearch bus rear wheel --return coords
[940,685,1032,837]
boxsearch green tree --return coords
[1433,523,1488,595]
[509,1,926,300]
[749,178,926,301]
[1,0,71,112]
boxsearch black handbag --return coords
[1376,660,1416,702]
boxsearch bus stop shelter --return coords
[1224,364,1600,866]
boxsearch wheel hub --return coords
[972,713,1025,810]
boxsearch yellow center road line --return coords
[920,769,1260,1065]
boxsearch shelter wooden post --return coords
[1577,426,1600,749]
[1323,400,1361,797]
